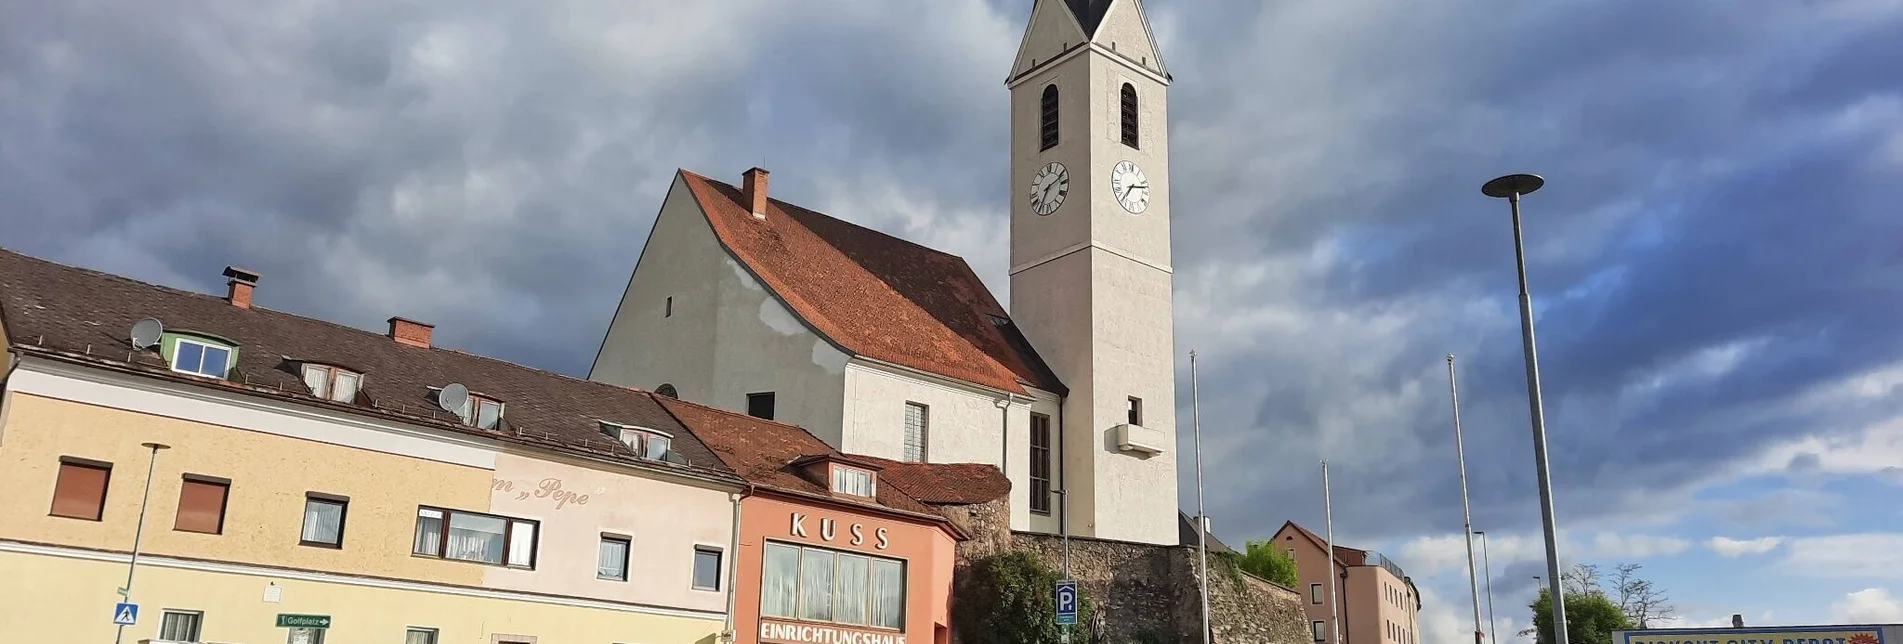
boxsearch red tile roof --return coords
[852,455,1011,505]
[678,170,1065,396]
[654,395,965,521]
[0,247,739,483]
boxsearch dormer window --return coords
[831,465,875,497]
[301,364,361,403]
[601,422,673,461]
[167,335,236,379]
[467,395,503,430]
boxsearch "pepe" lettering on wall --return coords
[492,477,598,510]
[790,513,889,549]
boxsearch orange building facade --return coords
[734,492,957,644]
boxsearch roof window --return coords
[165,333,237,379]
[301,363,361,404]
[831,464,876,498]
[600,422,673,462]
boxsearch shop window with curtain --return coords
[412,506,537,568]
[761,541,906,630]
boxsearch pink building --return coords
[1274,522,1422,644]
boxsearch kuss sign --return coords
[790,512,891,550]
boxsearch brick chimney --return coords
[742,167,770,219]
[387,317,434,348]
[223,266,260,309]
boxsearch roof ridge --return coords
[680,168,973,266]
[653,393,820,435]
[0,248,654,400]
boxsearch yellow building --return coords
[0,250,748,643]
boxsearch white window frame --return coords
[760,540,908,630]
[170,338,233,378]
[159,609,204,642]
[411,506,538,568]
[831,465,876,497]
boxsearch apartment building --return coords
[0,247,1009,644]
[1274,521,1422,644]
[0,250,753,643]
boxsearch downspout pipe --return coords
[723,487,746,643]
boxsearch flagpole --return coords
[1324,460,1341,644]
[1191,351,1212,644]
[1448,355,1486,644]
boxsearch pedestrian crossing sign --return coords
[113,602,139,626]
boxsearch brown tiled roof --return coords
[1283,520,1358,567]
[654,396,956,520]
[852,455,1011,506]
[0,247,738,482]
[679,170,1065,396]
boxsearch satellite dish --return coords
[438,383,470,417]
[129,317,164,349]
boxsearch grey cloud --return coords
[4,0,1902,564]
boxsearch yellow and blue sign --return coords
[1623,626,1885,644]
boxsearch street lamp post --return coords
[116,442,171,644]
[1476,531,1499,644]
[1482,173,1568,644]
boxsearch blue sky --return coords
[3,0,1901,640]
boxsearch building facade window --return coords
[1127,396,1143,426]
[1040,84,1060,150]
[412,507,537,568]
[665,296,673,318]
[1310,582,1322,604]
[406,628,439,644]
[174,475,230,534]
[832,466,876,497]
[604,422,672,461]
[749,392,776,420]
[462,395,504,430]
[300,494,347,547]
[761,541,905,629]
[1029,413,1052,515]
[598,535,631,581]
[903,402,928,462]
[1120,83,1140,148]
[693,546,724,591]
[301,364,361,404]
[160,610,203,641]
[1312,621,1325,642]
[171,337,233,378]
[50,458,111,521]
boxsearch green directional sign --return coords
[276,614,331,629]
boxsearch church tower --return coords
[1007,0,1178,546]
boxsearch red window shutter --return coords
[175,478,229,534]
[50,461,111,520]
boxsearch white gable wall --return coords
[841,361,1064,534]
[589,175,849,445]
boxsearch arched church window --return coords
[655,383,678,398]
[1120,83,1139,148]
[1040,84,1060,151]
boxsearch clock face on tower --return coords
[1029,162,1069,216]
[1111,160,1149,214]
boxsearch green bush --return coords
[1235,539,1300,588]
[953,551,1096,644]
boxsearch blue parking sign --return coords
[1055,580,1078,625]
[113,602,139,626]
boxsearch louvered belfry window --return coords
[1040,84,1060,150]
[1120,83,1139,148]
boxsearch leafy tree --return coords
[953,550,1096,644]
[1527,588,1636,644]
[1236,539,1301,588]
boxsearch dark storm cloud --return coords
[3,0,1900,568]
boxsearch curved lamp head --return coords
[1482,174,1544,199]
[140,442,171,451]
